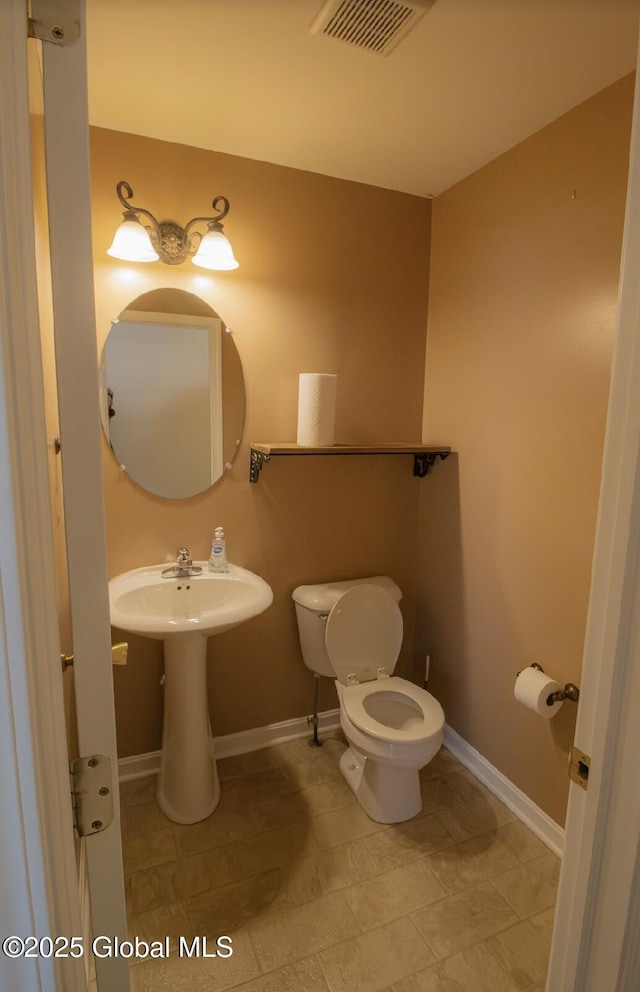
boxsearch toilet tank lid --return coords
[292,575,402,611]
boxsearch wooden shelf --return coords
[249,443,451,483]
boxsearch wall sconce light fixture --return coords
[107,181,239,270]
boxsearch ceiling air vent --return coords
[310,0,435,57]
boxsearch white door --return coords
[545,34,640,992]
[0,1,129,991]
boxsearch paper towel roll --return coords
[297,373,337,447]
[514,666,564,718]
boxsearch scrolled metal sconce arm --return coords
[110,181,238,269]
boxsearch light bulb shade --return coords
[107,217,159,262]
[191,229,239,270]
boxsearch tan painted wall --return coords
[90,127,431,757]
[418,75,634,825]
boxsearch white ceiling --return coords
[86,0,639,198]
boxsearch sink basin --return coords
[108,561,273,825]
[109,562,273,639]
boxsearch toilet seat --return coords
[325,584,403,686]
[341,677,444,744]
[326,584,444,746]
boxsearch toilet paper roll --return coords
[514,666,564,718]
[297,373,337,447]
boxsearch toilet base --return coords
[339,746,423,824]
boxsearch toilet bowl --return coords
[292,578,444,823]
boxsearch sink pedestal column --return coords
[157,636,220,824]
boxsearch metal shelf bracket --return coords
[413,451,450,478]
[250,448,270,483]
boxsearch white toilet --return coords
[292,576,445,823]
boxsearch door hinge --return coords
[28,0,81,46]
[70,755,114,837]
[569,745,590,791]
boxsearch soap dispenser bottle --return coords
[208,527,229,573]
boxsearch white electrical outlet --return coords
[425,654,431,683]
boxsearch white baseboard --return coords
[118,708,342,782]
[443,724,564,858]
[118,750,161,782]
[118,712,564,858]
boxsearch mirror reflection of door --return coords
[99,289,246,499]
[103,311,222,498]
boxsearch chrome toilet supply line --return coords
[307,611,330,748]
[307,673,324,748]
[529,662,580,706]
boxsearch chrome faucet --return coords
[176,548,193,572]
[161,547,203,578]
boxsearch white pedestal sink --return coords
[109,562,273,824]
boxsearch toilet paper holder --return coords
[529,663,580,706]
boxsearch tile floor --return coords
[119,735,559,992]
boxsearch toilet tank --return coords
[292,576,402,677]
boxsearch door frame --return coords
[41,16,129,989]
[0,1,86,990]
[1,0,129,990]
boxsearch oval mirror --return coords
[99,289,245,499]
